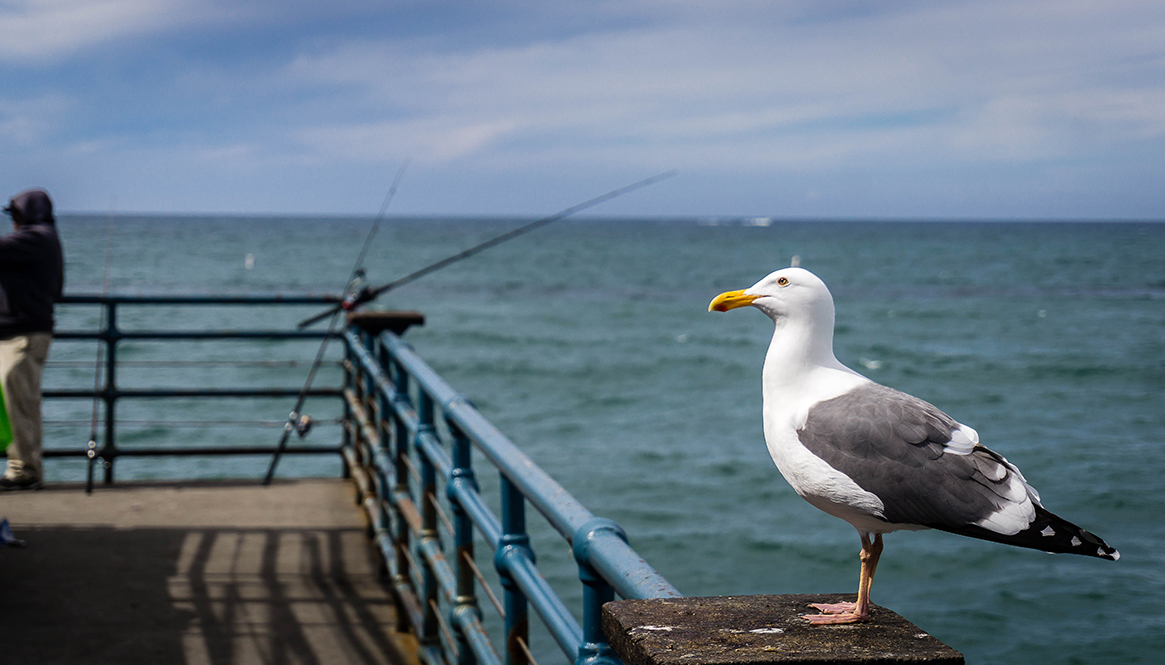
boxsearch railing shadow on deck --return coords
[4,519,415,664]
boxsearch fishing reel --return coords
[340,285,376,312]
[295,414,314,438]
[285,412,314,438]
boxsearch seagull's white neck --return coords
[763,315,842,378]
[760,311,866,422]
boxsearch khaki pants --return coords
[1,333,51,482]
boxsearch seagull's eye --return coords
[777,277,789,286]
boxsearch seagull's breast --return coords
[761,372,908,532]
[764,420,901,531]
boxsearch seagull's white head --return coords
[709,267,839,366]
[708,267,834,323]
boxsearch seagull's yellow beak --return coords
[709,290,761,312]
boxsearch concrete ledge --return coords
[602,595,964,665]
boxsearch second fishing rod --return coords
[263,170,677,483]
[262,162,409,485]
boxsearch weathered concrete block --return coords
[602,595,963,665]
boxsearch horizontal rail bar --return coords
[45,291,364,493]
[376,334,590,534]
[372,331,681,600]
[48,360,338,368]
[341,319,686,665]
[581,529,682,601]
[447,474,504,547]
[418,537,458,603]
[344,341,508,549]
[44,419,344,427]
[452,605,502,665]
[53,331,334,341]
[415,431,454,492]
[342,432,501,665]
[44,445,341,457]
[61,293,341,305]
[45,388,342,399]
[498,547,584,658]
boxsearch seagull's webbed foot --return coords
[806,602,856,615]
[802,533,882,626]
[802,602,868,624]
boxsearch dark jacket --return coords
[0,191,65,337]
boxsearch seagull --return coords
[709,266,1118,625]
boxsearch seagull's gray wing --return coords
[798,383,1024,528]
[797,383,1117,559]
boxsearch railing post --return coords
[340,331,356,479]
[390,355,413,633]
[359,328,377,476]
[573,519,626,665]
[417,390,441,649]
[368,335,408,631]
[100,301,118,485]
[448,420,481,665]
[376,340,393,487]
[365,332,391,553]
[346,332,367,506]
[496,476,531,665]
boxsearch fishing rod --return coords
[262,162,409,485]
[295,170,679,329]
[265,169,675,482]
[86,198,117,493]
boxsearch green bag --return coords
[0,381,12,452]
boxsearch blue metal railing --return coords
[45,293,682,663]
[47,293,344,483]
[343,324,681,665]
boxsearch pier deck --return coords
[0,478,420,665]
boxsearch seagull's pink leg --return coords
[804,533,883,625]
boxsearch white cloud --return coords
[3,0,1163,215]
[0,93,71,144]
[273,0,1165,173]
[0,0,198,61]
[294,118,519,163]
[0,0,362,61]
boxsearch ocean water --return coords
[45,215,1165,664]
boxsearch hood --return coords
[4,189,54,225]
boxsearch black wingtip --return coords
[936,506,1119,561]
[1030,506,1119,561]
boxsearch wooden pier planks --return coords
[0,478,420,665]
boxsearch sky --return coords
[1,0,1163,219]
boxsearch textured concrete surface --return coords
[603,595,964,665]
[0,479,419,665]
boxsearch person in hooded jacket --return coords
[0,188,64,490]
